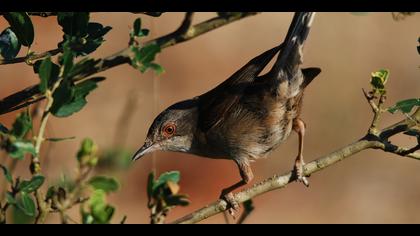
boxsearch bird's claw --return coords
[221,192,240,218]
[294,159,309,187]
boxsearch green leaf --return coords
[388,98,420,114]
[38,56,53,93]
[10,110,32,139]
[77,138,98,167]
[17,192,36,217]
[81,23,112,55]
[51,80,99,117]
[3,12,34,47]
[60,41,74,78]
[88,176,120,193]
[370,69,390,93]
[136,43,161,65]
[153,171,180,192]
[33,59,60,86]
[46,136,75,142]
[89,189,114,224]
[50,80,74,116]
[57,12,90,37]
[147,171,155,199]
[148,63,165,75]
[131,43,163,74]
[0,27,21,60]
[6,192,16,205]
[12,205,34,224]
[9,140,36,159]
[79,138,94,156]
[133,18,141,37]
[19,175,45,193]
[0,164,13,183]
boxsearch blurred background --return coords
[0,12,419,223]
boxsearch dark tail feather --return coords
[270,12,316,78]
[301,67,321,88]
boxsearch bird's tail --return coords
[269,12,316,79]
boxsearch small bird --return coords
[132,12,320,213]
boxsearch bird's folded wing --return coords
[198,46,281,132]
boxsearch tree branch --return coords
[0,12,260,116]
[171,108,420,224]
[0,48,62,65]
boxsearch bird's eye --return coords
[162,123,176,138]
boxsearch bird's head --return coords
[132,99,198,161]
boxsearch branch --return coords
[0,12,260,115]
[171,107,420,224]
[0,48,61,65]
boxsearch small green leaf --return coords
[17,192,36,217]
[19,175,45,193]
[60,41,74,78]
[147,171,155,199]
[10,110,32,139]
[148,63,165,75]
[9,141,36,159]
[0,27,21,60]
[136,43,161,65]
[133,18,141,37]
[12,205,34,224]
[88,176,120,193]
[50,80,74,116]
[57,12,90,37]
[6,192,16,205]
[79,138,94,155]
[0,164,13,183]
[45,136,75,142]
[38,56,53,93]
[51,80,99,117]
[388,98,420,114]
[77,138,98,167]
[89,189,115,224]
[153,171,180,192]
[3,12,34,47]
[370,69,390,93]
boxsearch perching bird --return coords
[132,12,320,213]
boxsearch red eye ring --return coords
[162,123,176,138]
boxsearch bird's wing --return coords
[198,46,281,132]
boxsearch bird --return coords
[132,12,321,214]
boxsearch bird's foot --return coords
[294,158,309,187]
[220,192,240,217]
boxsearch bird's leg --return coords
[219,159,253,217]
[293,118,309,187]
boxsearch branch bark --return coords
[171,108,420,224]
[0,12,259,115]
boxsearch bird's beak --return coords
[132,142,157,161]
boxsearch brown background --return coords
[1,12,420,223]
